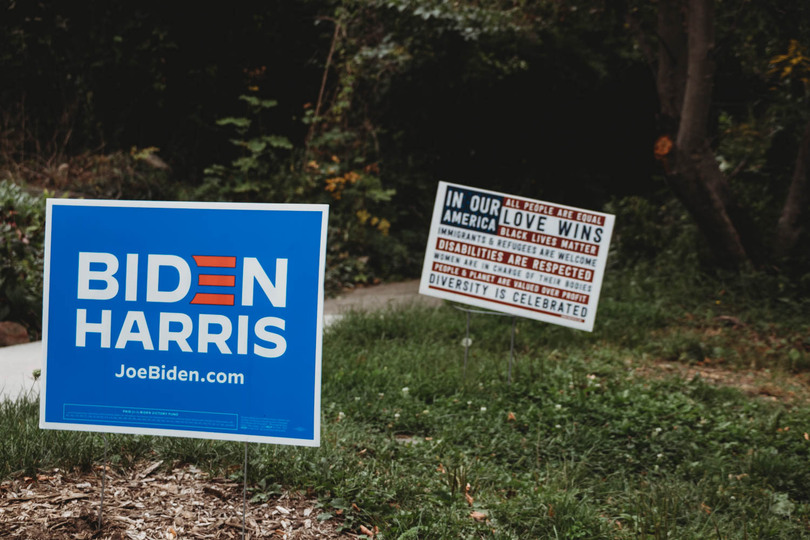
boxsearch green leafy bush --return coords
[0,180,45,334]
[605,193,702,270]
[197,93,405,293]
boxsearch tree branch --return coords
[303,18,343,159]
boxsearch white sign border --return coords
[419,181,614,332]
[40,199,328,447]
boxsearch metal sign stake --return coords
[243,441,249,540]
[98,433,108,530]
[508,316,517,385]
[454,305,517,384]
[463,310,471,379]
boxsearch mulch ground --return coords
[0,461,353,539]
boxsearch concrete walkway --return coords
[0,280,440,401]
[322,279,439,320]
[0,341,41,402]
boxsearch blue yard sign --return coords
[40,200,328,446]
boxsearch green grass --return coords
[3,267,810,538]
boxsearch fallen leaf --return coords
[701,502,712,514]
[140,460,164,478]
[470,511,487,522]
[465,483,474,506]
[360,524,375,537]
[58,492,90,503]
[507,412,516,422]
[202,486,227,500]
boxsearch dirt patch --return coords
[0,462,352,539]
[635,360,810,405]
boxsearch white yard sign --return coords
[419,182,615,331]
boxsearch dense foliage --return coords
[0,180,45,333]
[1,0,809,325]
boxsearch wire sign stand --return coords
[98,434,108,530]
[454,305,518,385]
[243,442,249,540]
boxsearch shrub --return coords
[0,180,45,335]
[197,94,405,293]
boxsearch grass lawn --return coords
[2,265,810,538]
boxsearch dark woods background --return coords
[1,1,656,196]
[1,0,809,330]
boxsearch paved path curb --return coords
[0,341,41,402]
[0,280,440,401]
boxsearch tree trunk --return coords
[775,116,810,259]
[667,144,750,267]
[655,0,688,131]
[661,0,751,267]
[632,0,808,268]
